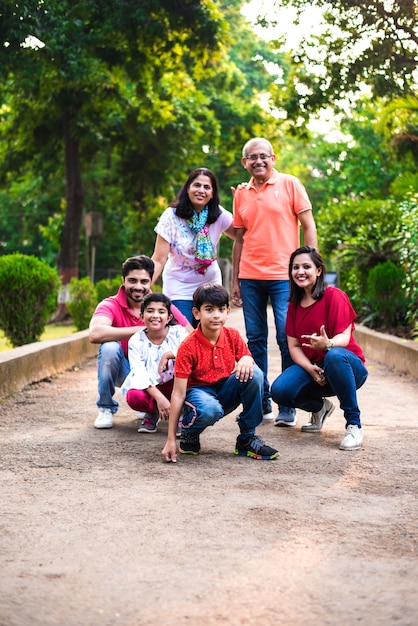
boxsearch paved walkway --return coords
[1,306,417,626]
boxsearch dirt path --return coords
[1,307,417,626]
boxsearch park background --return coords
[0,0,417,343]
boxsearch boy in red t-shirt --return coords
[162,283,279,462]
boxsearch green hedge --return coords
[0,254,60,347]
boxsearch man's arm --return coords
[231,227,245,307]
[89,315,139,344]
[299,210,318,249]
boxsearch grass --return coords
[0,324,78,352]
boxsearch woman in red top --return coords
[271,246,368,451]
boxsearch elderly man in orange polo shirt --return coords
[231,137,318,426]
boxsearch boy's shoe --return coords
[94,408,113,429]
[274,407,297,427]
[301,399,335,433]
[179,430,200,455]
[339,425,363,451]
[138,413,159,433]
[234,434,279,460]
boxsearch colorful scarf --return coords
[188,206,215,275]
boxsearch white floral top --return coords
[121,325,189,393]
[154,206,233,299]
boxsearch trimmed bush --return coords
[95,277,121,303]
[67,277,97,331]
[366,261,408,327]
[0,253,60,347]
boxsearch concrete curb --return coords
[0,325,416,400]
[354,325,418,379]
[0,330,98,400]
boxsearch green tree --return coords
[0,0,227,318]
[269,0,418,126]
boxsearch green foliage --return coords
[0,0,278,276]
[273,0,417,127]
[0,253,60,346]
[95,277,121,303]
[317,198,403,314]
[397,196,418,324]
[67,277,97,331]
[366,261,408,327]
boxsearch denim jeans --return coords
[181,364,264,437]
[239,279,292,408]
[171,299,198,328]
[97,342,131,412]
[271,348,368,427]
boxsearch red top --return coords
[286,286,365,365]
[174,325,252,387]
[93,286,189,357]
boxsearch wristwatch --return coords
[326,340,334,351]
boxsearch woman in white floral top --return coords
[151,168,236,326]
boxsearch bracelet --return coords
[326,340,334,351]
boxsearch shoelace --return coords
[244,434,265,452]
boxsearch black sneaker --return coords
[234,434,279,460]
[179,430,200,455]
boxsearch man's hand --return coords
[231,282,242,307]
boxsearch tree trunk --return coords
[51,112,85,322]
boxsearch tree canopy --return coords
[268,0,418,126]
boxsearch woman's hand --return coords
[310,364,327,386]
[302,324,329,351]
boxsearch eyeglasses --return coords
[244,153,273,161]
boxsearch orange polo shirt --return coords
[233,170,312,280]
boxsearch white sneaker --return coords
[340,425,363,450]
[94,408,113,429]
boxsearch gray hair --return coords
[242,138,274,158]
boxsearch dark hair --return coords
[140,292,172,316]
[193,283,229,310]
[122,255,154,279]
[288,246,328,304]
[172,168,221,224]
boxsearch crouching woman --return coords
[271,246,368,451]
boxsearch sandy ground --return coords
[1,307,418,626]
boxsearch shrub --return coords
[67,277,97,331]
[366,261,408,327]
[95,277,121,303]
[0,253,60,346]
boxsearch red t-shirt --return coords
[93,286,189,357]
[174,325,252,387]
[286,286,365,365]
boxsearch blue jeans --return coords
[96,342,131,412]
[239,279,292,409]
[171,299,198,328]
[181,364,264,437]
[271,348,368,427]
